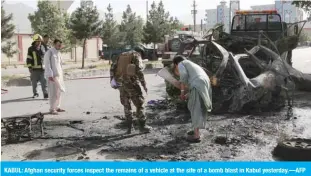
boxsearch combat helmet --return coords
[32,34,43,42]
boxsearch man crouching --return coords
[110,46,151,134]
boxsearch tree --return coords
[28,0,69,49]
[69,1,103,68]
[2,41,18,65]
[169,17,184,32]
[292,0,311,18]
[292,0,311,12]
[64,12,82,62]
[119,5,144,47]
[1,0,15,41]
[299,29,310,42]
[143,1,174,55]
[101,4,121,62]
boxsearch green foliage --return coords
[28,0,69,49]
[169,16,184,31]
[2,41,18,64]
[143,1,171,44]
[101,4,121,51]
[143,1,183,44]
[69,0,103,68]
[292,0,311,18]
[292,0,311,11]
[1,1,15,41]
[299,29,310,42]
[64,12,81,48]
[69,2,102,40]
[119,5,144,47]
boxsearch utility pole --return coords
[191,0,197,32]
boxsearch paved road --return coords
[1,71,167,160]
[292,47,311,74]
[1,70,163,118]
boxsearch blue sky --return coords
[4,0,284,24]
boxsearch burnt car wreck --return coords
[162,18,311,113]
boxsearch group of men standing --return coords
[24,34,212,142]
[26,34,65,115]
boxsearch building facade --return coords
[205,0,240,33]
[250,4,275,11]
[205,9,218,30]
[216,1,230,32]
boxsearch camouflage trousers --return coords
[119,84,146,122]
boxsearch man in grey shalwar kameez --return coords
[173,55,212,143]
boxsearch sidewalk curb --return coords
[1,63,163,88]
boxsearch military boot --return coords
[138,120,152,133]
[126,119,134,134]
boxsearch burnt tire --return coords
[272,138,311,161]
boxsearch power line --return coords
[191,0,197,32]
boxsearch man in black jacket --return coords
[41,34,50,54]
[26,34,48,98]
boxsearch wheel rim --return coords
[283,140,311,149]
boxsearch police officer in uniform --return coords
[26,34,48,98]
[110,46,151,134]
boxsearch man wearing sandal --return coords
[173,55,212,143]
[44,39,66,115]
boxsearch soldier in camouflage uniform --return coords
[110,46,151,134]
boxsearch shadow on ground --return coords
[4,78,31,87]
[99,138,192,161]
[1,97,46,104]
[24,133,143,160]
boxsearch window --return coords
[245,14,267,31]
[232,15,245,30]
[268,15,282,30]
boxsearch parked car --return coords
[99,44,158,62]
